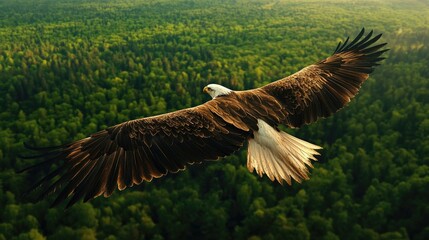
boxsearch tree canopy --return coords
[0,0,428,239]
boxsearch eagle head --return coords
[203,84,233,99]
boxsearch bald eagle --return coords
[20,28,387,207]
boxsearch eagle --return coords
[20,28,388,207]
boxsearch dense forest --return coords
[1,0,428,239]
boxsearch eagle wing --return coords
[20,99,252,208]
[261,28,388,127]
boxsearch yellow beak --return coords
[203,86,209,93]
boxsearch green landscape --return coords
[1,0,428,239]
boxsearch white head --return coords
[203,84,233,99]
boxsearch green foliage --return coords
[0,0,428,239]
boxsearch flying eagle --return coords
[20,28,387,207]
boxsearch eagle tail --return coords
[247,119,321,185]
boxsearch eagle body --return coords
[20,29,388,207]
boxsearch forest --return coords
[0,0,428,239]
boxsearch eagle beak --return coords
[203,86,209,93]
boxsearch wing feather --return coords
[261,28,388,127]
[20,101,251,207]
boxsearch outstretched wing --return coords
[261,28,388,127]
[20,100,251,208]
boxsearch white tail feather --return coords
[247,119,322,185]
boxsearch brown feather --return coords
[261,28,387,127]
[22,100,252,207]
